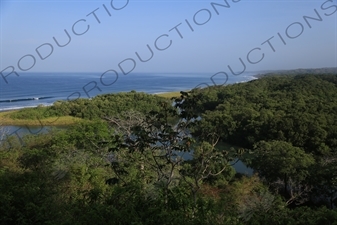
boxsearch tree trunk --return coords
[284,173,287,194]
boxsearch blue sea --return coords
[0,72,258,111]
[0,72,256,175]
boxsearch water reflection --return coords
[0,125,66,144]
[232,159,253,175]
[175,150,253,175]
[0,126,253,175]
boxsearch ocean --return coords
[0,72,258,111]
[0,72,255,175]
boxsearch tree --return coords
[251,140,315,204]
[310,154,337,209]
[106,97,236,216]
[105,103,190,208]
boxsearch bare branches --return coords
[103,110,146,136]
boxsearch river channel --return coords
[0,125,253,175]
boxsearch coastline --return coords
[0,74,260,126]
[0,91,183,126]
[4,69,335,114]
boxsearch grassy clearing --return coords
[0,110,82,126]
[155,91,184,99]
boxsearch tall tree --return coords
[251,140,315,204]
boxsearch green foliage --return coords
[9,106,62,120]
[247,206,337,225]
[51,91,170,120]
[187,74,337,152]
[310,154,337,209]
[251,140,315,204]
[252,140,315,183]
[9,91,171,121]
[176,74,337,207]
[2,74,337,224]
[255,67,337,77]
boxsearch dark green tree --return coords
[251,140,315,204]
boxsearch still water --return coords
[1,125,67,139]
[0,125,253,175]
[0,125,65,145]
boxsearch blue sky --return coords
[0,0,336,74]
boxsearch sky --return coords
[0,0,336,75]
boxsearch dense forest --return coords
[255,67,337,77]
[8,91,167,121]
[1,74,337,224]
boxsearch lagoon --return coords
[1,125,253,175]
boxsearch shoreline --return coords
[0,77,259,126]
[0,91,183,126]
[2,68,334,114]
[0,73,260,112]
